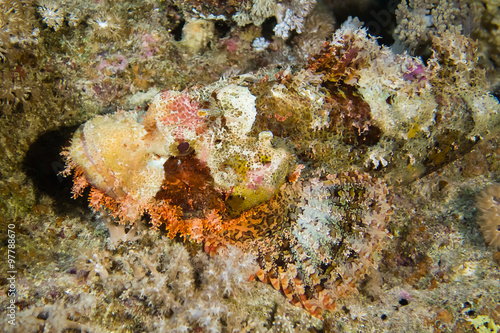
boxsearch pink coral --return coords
[140,33,160,58]
[97,55,129,74]
[403,64,427,82]
[222,37,239,53]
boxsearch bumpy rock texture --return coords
[1,0,500,332]
[477,184,500,249]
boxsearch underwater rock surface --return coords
[1,0,500,332]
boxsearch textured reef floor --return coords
[0,0,500,332]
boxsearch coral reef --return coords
[60,13,500,321]
[0,0,500,331]
[394,0,500,75]
[474,0,500,68]
[476,183,500,249]
[2,222,321,332]
[294,5,335,60]
[0,0,39,61]
[181,19,216,54]
[394,0,474,53]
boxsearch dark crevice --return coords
[23,126,89,214]
[261,17,277,40]
[326,0,400,45]
[214,20,231,39]
[172,19,185,41]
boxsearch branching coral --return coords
[476,183,500,249]
[273,1,315,39]
[233,0,278,27]
[394,0,477,53]
[233,0,317,40]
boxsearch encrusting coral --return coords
[1,0,500,330]
[60,16,500,320]
[476,183,500,249]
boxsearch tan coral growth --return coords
[88,13,124,41]
[394,0,474,52]
[477,184,500,249]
